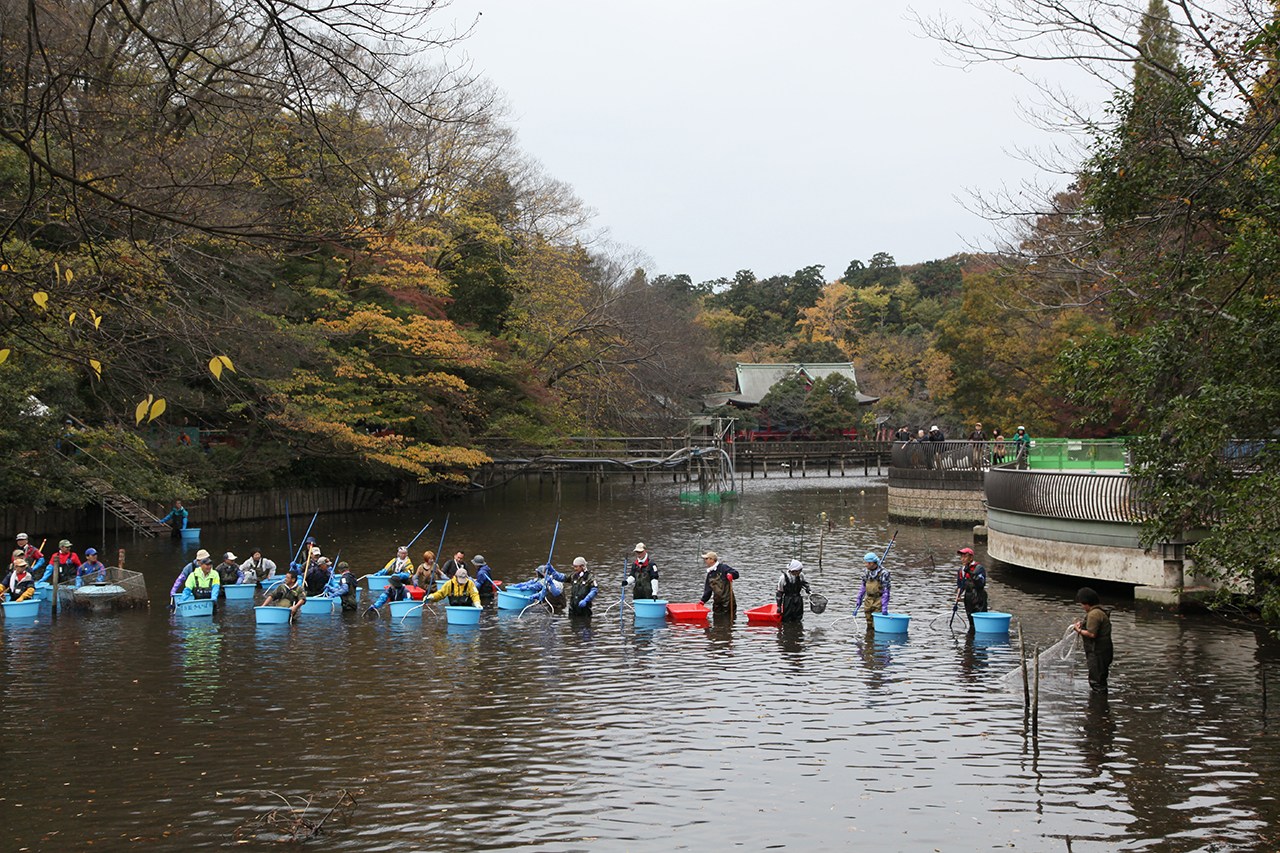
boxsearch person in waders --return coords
[328,561,359,611]
[853,552,890,627]
[263,569,305,616]
[471,555,497,606]
[428,568,481,607]
[955,547,989,629]
[776,559,810,623]
[624,543,659,601]
[699,551,739,614]
[1072,587,1113,694]
[568,557,598,616]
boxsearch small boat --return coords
[496,589,536,611]
[254,605,291,625]
[299,596,335,615]
[222,584,257,602]
[2,599,41,619]
[745,603,781,624]
[445,605,481,626]
[175,598,214,618]
[667,602,709,622]
[872,612,910,633]
[389,599,424,619]
[632,598,669,620]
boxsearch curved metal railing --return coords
[985,467,1142,524]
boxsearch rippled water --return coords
[2,477,1278,851]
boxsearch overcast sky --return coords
[444,1,1105,284]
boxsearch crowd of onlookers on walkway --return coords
[892,423,1032,470]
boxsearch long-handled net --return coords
[999,625,1081,692]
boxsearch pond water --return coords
[2,476,1277,851]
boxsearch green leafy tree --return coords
[803,373,861,436]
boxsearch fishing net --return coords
[809,594,828,614]
[58,566,149,611]
[998,625,1081,692]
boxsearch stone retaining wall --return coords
[887,467,985,525]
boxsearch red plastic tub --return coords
[666,602,709,622]
[746,603,781,624]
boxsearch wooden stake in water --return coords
[1019,627,1030,710]
[1032,643,1040,739]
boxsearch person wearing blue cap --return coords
[853,551,891,627]
[76,548,107,586]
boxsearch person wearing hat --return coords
[158,499,189,533]
[853,552,891,627]
[927,424,946,470]
[1072,587,1113,694]
[240,548,277,583]
[327,561,359,611]
[427,567,481,607]
[15,533,46,577]
[4,558,35,601]
[76,548,107,586]
[567,557,598,615]
[263,569,306,615]
[179,556,220,603]
[511,563,566,609]
[304,556,331,597]
[42,539,82,584]
[376,545,414,579]
[470,555,497,605]
[215,551,241,590]
[290,536,321,573]
[776,559,811,623]
[955,547,989,627]
[169,549,212,598]
[968,422,988,469]
[624,543,659,601]
[699,551,739,614]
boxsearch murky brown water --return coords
[2,476,1278,851]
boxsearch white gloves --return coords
[651,579,659,597]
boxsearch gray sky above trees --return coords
[447,0,1103,283]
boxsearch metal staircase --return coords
[56,417,175,537]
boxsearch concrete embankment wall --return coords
[887,467,985,526]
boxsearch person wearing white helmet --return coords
[427,567,481,607]
[624,543,659,601]
[567,557,598,615]
[1012,425,1032,468]
[776,559,811,623]
[853,551,891,627]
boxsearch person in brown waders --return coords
[853,552,891,627]
[699,551,739,614]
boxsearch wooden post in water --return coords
[1020,628,1030,711]
[1031,644,1040,739]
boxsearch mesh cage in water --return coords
[999,625,1081,692]
[57,566,149,612]
[809,594,828,614]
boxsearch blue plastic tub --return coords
[255,605,291,624]
[366,574,391,592]
[299,596,335,615]
[179,527,201,541]
[632,598,669,619]
[445,605,481,625]
[222,584,257,602]
[260,577,284,592]
[436,579,447,590]
[970,611,1012,634]
[872,612,910,633]
[496,589,535,611]
[175,599,214,618]
[34,582,53,602]
[389,599,424,619]
[2,599,41,618]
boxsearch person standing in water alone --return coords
[1073,587,1113,694]
[853,552,891,627]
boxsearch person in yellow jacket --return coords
[428,568,481,607]
[180,558,220,603]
